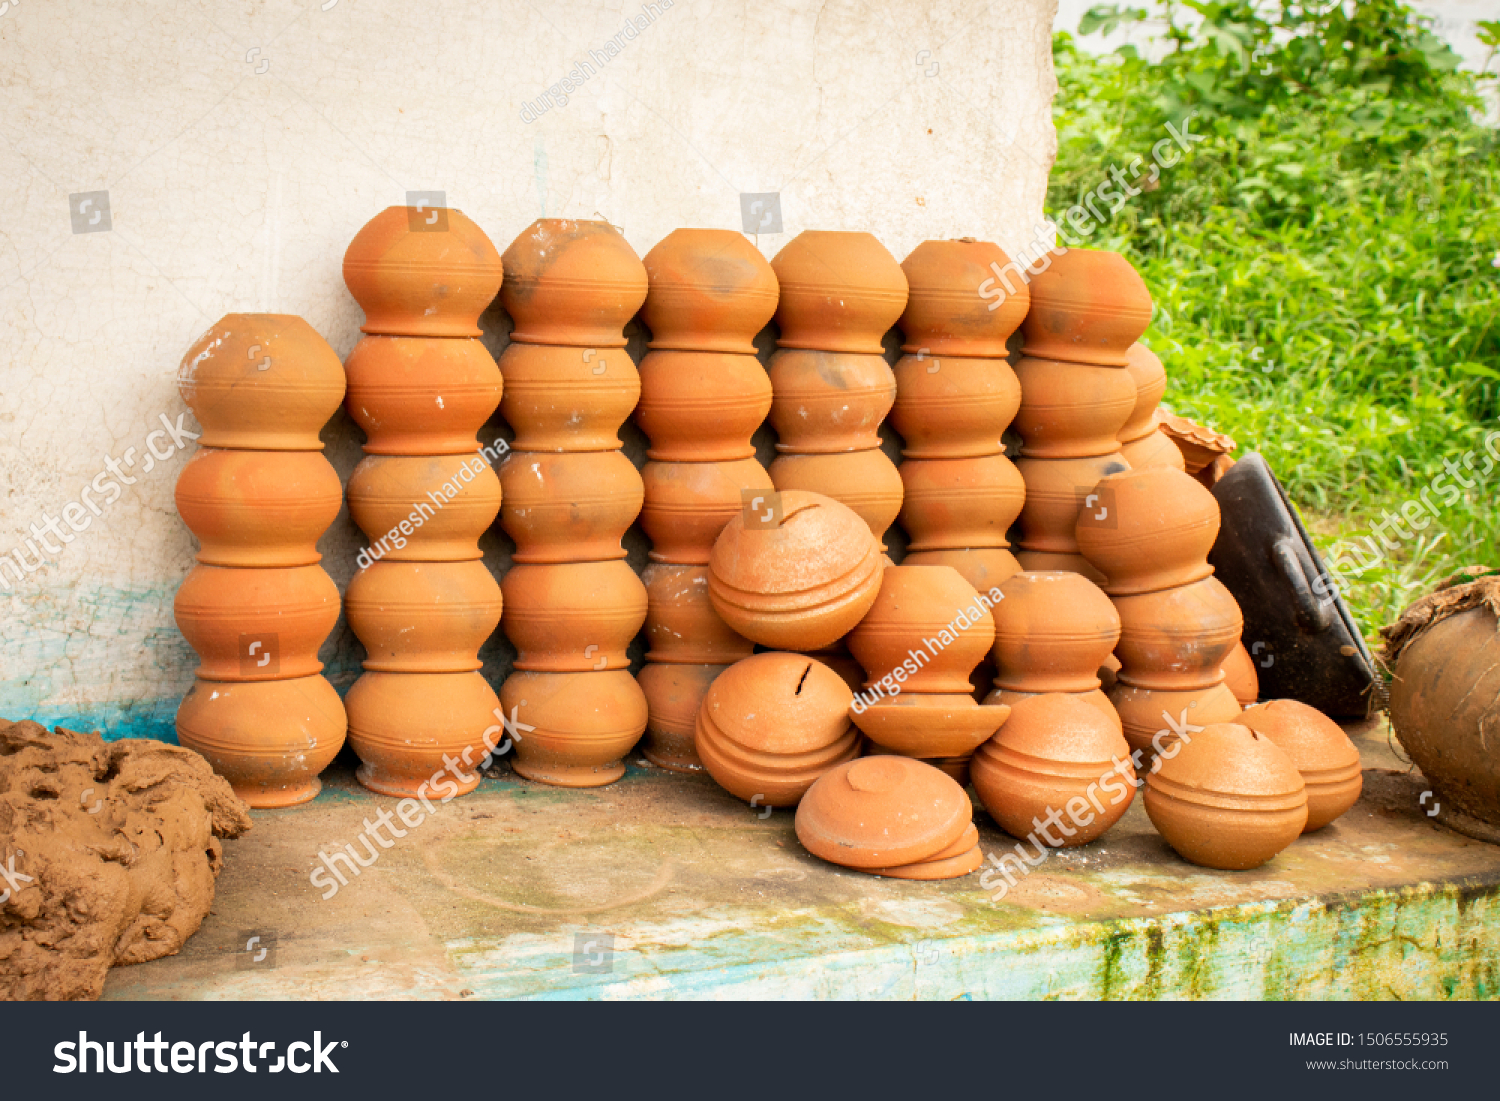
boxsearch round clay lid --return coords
[795,756,971,869]
[709,491,879,598]
[995,693,1130,765]
[1151,722,1306,799]
[1238,699,1359,773]
[701,652,854,755]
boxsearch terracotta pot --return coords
[890,354,1018,460]
[179,313,345,451]
[770,231,909,354]
[851,694,1009,758]
[498,341,641,452]
[903,547,1022,603]
[795,756,971,868]
[1013,549,1109,585]
[1221,640,1261,706]
[971,693,1135,846]
[1239,699,1361,831]
[345,671,499,797]
[1109,680,1242,763]
[175,448,341,568]
[1113,576,1244,691]
[502,560,647,672]
[1119,426,1186,472]
[899,453,1026,552]
[346,560,501,672]
[498,449,642,563]
[985,685,1121,732]
[344,335,502,455]
[643,564,754,664]
[637,662,724,772]
[174,564,340,682]
[641,228,779,353]
[804,643,866,693]
[696,653,859,805]
[899,239,1029,356]
[1118,343,1167,445]
[1144,722,1308,869]
[500,219,648,348]
[708,491,885,650]
[347,453,501,562]
[991,571,1121,693]
[176,674,345,808]
[847,565,997,694]
[1013,358,1138,458]
[767,350,896,453]
[636,351,772,461]
[1075,465,1219,595]
[769,449,903,549]
[1019,248,1153,367]
[1014,452,1130,555]
[863,839,983,880]
[641,458,774,564]
[501,669,647,787]
[1159,414,1237,475]
[343,207,503,337]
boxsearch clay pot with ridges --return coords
[1075,465,1220,595]
[643,564,754,664]
[902,547,1021,603]
[1118,343,1167,445]
[991,571,1120,693]
[900,453,1026,552]
[498,449,642,563]
[347,453,501,562]
[1109,680,1242,763]
[851,694,1010,759]
[795,756,972,868]
[640,458,774,564]
[636,351,772,461]
[1013,358,1138,458]
[1014,452,1130,555]
[174,564,340,682]
[175,448,342,567]
[345,670,500,797]
[638,662,724,772]
[343,207,502,337]
[1239,699,1361,831]
[502,560,646,671]
[890,354,1019,459]
[501,670,647,787]
[769,449,904,549]
[1221,639,1261,706]
[498,341,641,452]
[1113,576,1244,691]
[1119,427,1186,472]
[767,350,897,453]
[899,239,1029,356]
[847,565,996,694]
[770,231,909,354]
[641,228,779,353]
[1019,248,1153,367]
[500,218,648,348]
[343,335,502,455]
[346,560,501,672]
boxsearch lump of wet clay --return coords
[0,719,252,1001]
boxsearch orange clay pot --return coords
[500,670,647,787]
[500,218,648,348]
[1144,722,1308,869]
[641,228,779,353]
[345,670,499,797]
[771,231,909,354]
[899,239,1029,357]
[345,560,501,672]
[1120,426,1186,472]
[1118,343,1167,445]
[1013,358,1138,458]
[985,685,1121,733]
[795,756,972,869]
[708,491,884,651]
[991,571,1120,694]
[890,354,1019,459]
[642,564,754,664]
[498,341,641,452]
[767,350,896,453]
[498,449,642,563]
[1159,414,1237,475]
[502,560,646,672]
[1221,639,1261,707]
[769,449,903,549]
[1239,699,1361,831]
[1075,465,1219,595]
[637,662,723,772]
[179,313,345,451]
[903,547,1023,602]
[847,565,997,694]
[641,458,774,564]
[971,693,1135,847]
[347,453,501,562]
[1109,680,1242,764]
[635,351,772,461]
[1113,576,1244,691]
[175,448,341,568]
[174,564,339,682]
[1019,248,1153,367]
[176,674,345,808]
[343,335,502,455]
[850,693,1009,759]
[899,453,1026,552]
[1014,453,1131,556]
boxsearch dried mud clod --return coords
[0,719,252,1001]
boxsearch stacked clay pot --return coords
[796,756,981,879]
[496,219,650,787]
[1239,699,1361,831]
[174,313,347,808]
[1076,465,1245,762]
[634,229,778,772]
[1116,343,1184,471]
[341,207,505,798]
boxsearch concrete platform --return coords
[103,717,1500,1000]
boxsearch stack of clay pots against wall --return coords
[633,230,778,772]
[495,219,650,788]
[174,314,348,808]
[341,207,506,798]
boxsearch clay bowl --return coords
[1112,575,1244,691]
[767,350,896,453]
[1118,343,1167,444]
[708,491,884,651]
[1239,699,1361,831]
[769,449,904,549]
[1014,549,1109,585]
[500,218,648,348]
[174,564,339,682]
[636,351,772,461]
[847,565,996,694]
[1144,722,1308,869]
[498,341,641,452]
[1220,639,1260,706]
[991,571,1121,693]
[347,454,501,562]
[851,694,1010,758]
[1159,414,1237,475]
[971,693,1136,846]
[498,449,642,563]
[178,313,345,450]
[1075,465,1220,595]
[343,335,502,455]
[985,685,1122,733]
[175,674,345,808]
[1014,452,1131,554]
[637,662,723,772]
[500,670,648,787]
[1119,426,1186,472]
[502,560,646,672]
[643,564,754,664]
[346,670,500,797]
[795,756,971,868]
[345,560,501,672]
[903,547,1022,602]
[175,448,342,568]
[1109,680,1242,764]
[899,453,1026,552]
[771,231,909,354]
[1013,357,1138,458]
[641,458,774,564]
[1019,248,1153,367]
[899,239,1029,356]
[641,228,779,353]
[890,353,1019,459]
